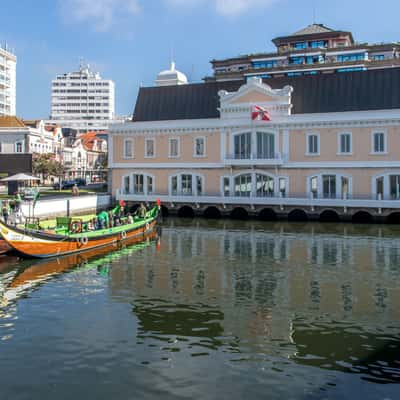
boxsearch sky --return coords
[2,0,400,119]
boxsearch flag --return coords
[251,105,271,121]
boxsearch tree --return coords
[32,153,66,188]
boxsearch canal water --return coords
[0,219,399,399]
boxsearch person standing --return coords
[2,200,10,224]
[72,184,79,196]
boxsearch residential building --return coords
[49,62,121,133]
[208,24,400,82]
[0,117,107,183]
[0,116,58,154]
[109,66,400,222]
[0,44,16,116]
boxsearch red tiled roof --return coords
[0,116,26,128]
[78,131,105,151]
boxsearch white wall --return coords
[20,194,111,218]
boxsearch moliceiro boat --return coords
[0,202,160,259]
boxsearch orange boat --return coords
[1,229,160,305]
[0,205,159,259]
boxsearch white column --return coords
[220,129,226,161]
[384,175,390,200]
[282,129,289,162]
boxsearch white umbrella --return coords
[1,173,40,182]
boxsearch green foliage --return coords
[32,153,65,178]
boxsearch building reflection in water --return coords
[107,220,400,382]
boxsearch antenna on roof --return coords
[312,0,316,24]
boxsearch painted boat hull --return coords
[0,214,159,258]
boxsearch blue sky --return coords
[2,0,400,119]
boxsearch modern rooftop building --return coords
[208,24,400,81]
[49,63,117,133]
[0,44,16,116]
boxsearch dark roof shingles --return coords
[133,68,400,122]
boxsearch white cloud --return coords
[216,0,277,16]
[60,0,141,31]
[164,0,278,16]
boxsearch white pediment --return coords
[218,77,293,120]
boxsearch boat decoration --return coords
[0,202,160,259]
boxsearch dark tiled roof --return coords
[291,24,334,36]
[133,68,400,122]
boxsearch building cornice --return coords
[109,109,400,136]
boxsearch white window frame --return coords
[193,136,206,158]
[144,138,156,158]
[371,130,387,155]
[169,172,205,196]
[337,132,352,155]
[306,133,320,156]
[123,138,134,159]
[168,137,180,158]
[15,140,24,153]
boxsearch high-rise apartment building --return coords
[0,44,17,116]
[49,63,117,133]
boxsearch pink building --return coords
[109,68,400,222]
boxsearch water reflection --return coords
[107,219,400,387]
[0,219,399,399]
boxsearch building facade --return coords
[209,24,400,82]
[109,67,400,221]
[49,63,118,133]
[0,44,16,116]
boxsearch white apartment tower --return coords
[0,44,17,116]
[50,63,115,133]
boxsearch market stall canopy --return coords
[1,173,40,181]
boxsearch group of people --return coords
[1,192,23,225]
[81,202,147,232]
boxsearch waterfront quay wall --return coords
[21,194,111,218]
[116,193,400,223]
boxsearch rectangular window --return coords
[310,40,327,48]
[373,132,386,153]
[171,176,178,195]
[147,176,153,194]
[123,176,130,194]
[16,142,23,153]
[145,138,155,158]
[181,174,192,195]
[169,138,179,158]
[133,174,144,194]
[337,53,366,62]
[339,133,352,154]
[123,139,133,158]
[307,134,319,155]
[294,42,307,50]
[223,177,230,197]
[234,133,251,159]
[373,54,385,61]
[323,175,336,199]
[196,176,203,196]
[256,132,274,159]
[194,137,205,157]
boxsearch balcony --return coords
[223,152,285,166]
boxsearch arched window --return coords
[234,174,252,197]
[373,173,400,200]
[308,173,351,199]
[170,173,204,196]
[121,173,154,195]
[256,174,274,197]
